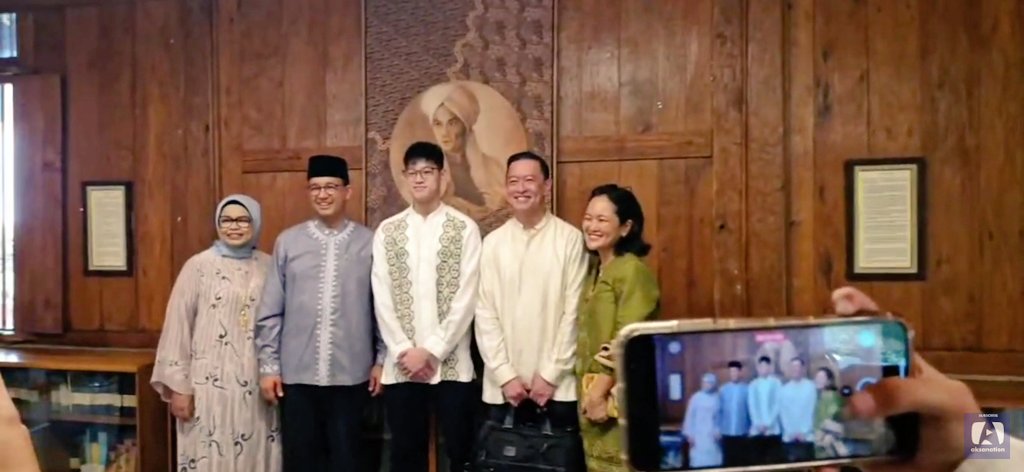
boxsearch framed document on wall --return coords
[82,181,134,276]
[844,158,926,281]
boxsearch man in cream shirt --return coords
[372,142,481,472]
[475,151,588,466]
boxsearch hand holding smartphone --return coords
[617,315,919,471]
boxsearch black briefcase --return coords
[474,406,583,472]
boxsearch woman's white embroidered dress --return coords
[152,247,281,471]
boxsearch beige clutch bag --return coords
[582,344,619,418]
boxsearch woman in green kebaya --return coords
[575,184,661,472]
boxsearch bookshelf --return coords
[0,345,170,472]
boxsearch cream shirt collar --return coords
[511,211,553,234]
[406,201,448,222]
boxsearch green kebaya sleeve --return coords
[612,256,661,334]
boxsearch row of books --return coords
[2,369,137,418]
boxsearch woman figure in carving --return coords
[420,82,507,218]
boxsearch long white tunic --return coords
[151,248,281,472]
[474,212,588,404]
[372,204,481,384]
[747,375,782,436]
[779,378,817,442]
[683,390,722,468]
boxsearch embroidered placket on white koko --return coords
[372,204,481,385]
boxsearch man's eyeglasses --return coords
[219,217,252,228]
[404,167,439,180]
[308,184,343,195]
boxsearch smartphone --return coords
[617,315,919,471]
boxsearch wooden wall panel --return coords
[236,0,283,153]
[778,0,1024,393]
[134,0,182,332]
[709,0,747,319]
[655,159,715,318]
[13,9,66,74]
[64,5,104,331]
[557,0,713,163]
[556,0,715,319]
[864,0,924,335]
[782,0,1015,360]
[812,0,869,309]
[919,0,981,352]
[8,0,1024,397]
[175,0,218,277]
[11,75,64,335]
[11,0,360,345]
[60,0,214,342]
[976,0,1023,353]
[96,1,137,332]
[555,0,1024,393]
[745,0,786,317]
[216,0,365,253]
[784,0,817,318]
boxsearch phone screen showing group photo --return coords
[623,319,918,471]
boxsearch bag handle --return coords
[532,403,557,436]
[501,406,516,429]
[501,403,556,435]
[539,412,554,436]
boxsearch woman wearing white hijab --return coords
[683,372,724,468]
[152,194,281,472]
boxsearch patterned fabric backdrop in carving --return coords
[365,0,555,233]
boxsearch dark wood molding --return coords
[953,375,1024,409]
[558,131,712,162]
[1,330,161,349]
[0,0,135,9]
[920,351,1024,378]
[241,146,366,173]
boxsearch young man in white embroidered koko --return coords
[372,142,481,472]
[254,155,385,472]
[474,151,588,467]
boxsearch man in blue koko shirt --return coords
[718,360,751,466]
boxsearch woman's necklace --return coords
[240,301,251,329]
[237,262,260,330]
